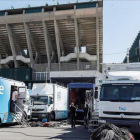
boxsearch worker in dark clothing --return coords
[69,102,76,128]
[84,104,90,128]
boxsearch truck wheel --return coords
[51,112,55,121]
[0,118,1,125]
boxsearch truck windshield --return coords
[31,96,48,105]
[100,83,140,101]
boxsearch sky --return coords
[0,0,90,10]
[104,0,140,63]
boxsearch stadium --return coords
[0,1,103,88]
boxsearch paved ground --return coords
[0,124,91,140]
[0,124,140,140]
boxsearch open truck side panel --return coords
[68,83,95,122]
[0,77,31,124]
[54,84,68,120]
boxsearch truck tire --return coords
[51,112,55,121]
[0,118,1,125]
[47,114,51,122]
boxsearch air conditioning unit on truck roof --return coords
[102,63,140,81]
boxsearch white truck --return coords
[30,83,68,121]
[96,63,140,133]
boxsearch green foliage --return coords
[57,1,59,5]
[10,6,14,9]
[76,0,78,3]
[27,4,31,8]
[45,2,48,6]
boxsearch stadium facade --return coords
[0,1,103,87]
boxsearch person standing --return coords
[84,104,90,128]
[69,102,76,128]
[21,100,28,120]
[11,87,18,113]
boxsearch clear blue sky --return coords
[104,0,140,63]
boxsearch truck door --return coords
[16,86,27,112]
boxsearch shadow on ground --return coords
[47,125,91,140]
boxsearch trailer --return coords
[30,83,68,121]
[68,83,95,122]
[0,77,32,125]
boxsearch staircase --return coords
[10,103,30,127]
[88,111,99,133]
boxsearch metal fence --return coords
[32,72,48,81]
[33,62,97,72]
[51,62,97,71]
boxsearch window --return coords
[48,97,53,105]
[30,96,48,105]
[26,69,29,80]
[24,49,28,55]
[135,47,139,55]
[74,47,77,53]
[138,58,140,62]
[81,46,87,53]
[19,87,26,93]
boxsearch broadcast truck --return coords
[97,63,140,133]
[0,77,32,125]
[68,83,95,122]
[30,83,68,121]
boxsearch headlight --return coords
[99,120,106,123]
[42,114,46,117]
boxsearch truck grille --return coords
[32,109,44,111]
[103,111,140,116]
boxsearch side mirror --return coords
[95,86,98,90]
[31,99,34,106]
[95,91,98,99]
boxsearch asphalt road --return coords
[0,124,91,140]
[0,124,140,140]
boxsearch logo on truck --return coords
[119,107,126,111]
[0,85,4,95]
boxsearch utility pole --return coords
[127,48,129,63]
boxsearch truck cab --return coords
[98,63,140,133]
[31,83,68,121]
[30,84,53,120]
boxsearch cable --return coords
[103,52,126,55]
[0,131,89,139]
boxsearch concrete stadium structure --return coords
[0,1,102,83]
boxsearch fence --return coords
[32,72,48,81]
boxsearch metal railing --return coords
[33,62,97,72]
[32,72,48,81]
[32,62,97,80]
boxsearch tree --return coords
[27,4,31,8]
[10,6,14,9]
[45,2,48,6]
[76,0,78,3]
[57,1,59,5]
